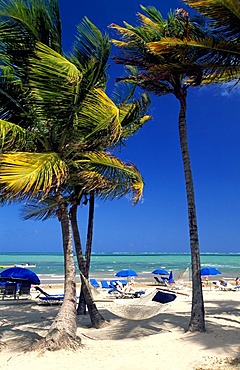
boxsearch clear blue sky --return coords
[0,0,239,254]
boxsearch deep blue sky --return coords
[1,0,240,254]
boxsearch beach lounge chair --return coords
[90,278,100,288]
[101,280,110,289]
[34,286,64,305]
[2,282,17,300]
[108,283,124,297]
[38,294,64,305]
[108,282,145,299]
[18,283,31,297]
[154,276,168,286]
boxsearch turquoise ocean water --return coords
[0,253,239,284]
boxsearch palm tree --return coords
[0,0,151,349]
[109,5,219,332]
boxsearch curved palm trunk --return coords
[70,200,87,315]
[176,88,205,332]
[32,195,81,351]
[85,191,94,273]
[70,199,106,328]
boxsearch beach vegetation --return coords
[0,0,151,350]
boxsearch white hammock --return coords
[83,274,177,320]
[95,289,175,320]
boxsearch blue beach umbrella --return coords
[0,267,40,285]
[115,269,138,277]
[152,269,169,275]
[200,267,221,276]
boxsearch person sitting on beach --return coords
[123,280,135,294]
[218,278,233,290]
[219,279,227,287]
[235,277,240,286]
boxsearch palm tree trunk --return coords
[32,195,81,351]
[70,199,107,328]
[70,200,87,314]
[85,191,94,273]
[176,88,205,332]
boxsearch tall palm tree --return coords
[109,5,220,332]
[0,0,151,349]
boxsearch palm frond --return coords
[111,78,137,105]
[75,88,122,147]
[109,23,146,45]
[27,41,82,146]
[118,93,151,138]
[0,119,32,150]
[72,17,110,90]
[116,73,174,96]
[139,5,164,24]
[0,0,62,52]
[75,151,144,204]
[20,196,58,221]
[147,36,240,58]
[195,65,240,85]
[183,0,240,38]
[0,152,68,200]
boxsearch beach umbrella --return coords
[200,267,221,276]
[115,269,138,277]
[0,267,40,285]
[152,269,169,275]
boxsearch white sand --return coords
[0,286,239,370]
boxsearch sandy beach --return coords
[0,283,239,370]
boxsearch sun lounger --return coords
[154,276,168,286]
[38,294,64,305]
[108,283,145,299]
[90,278,100,288]
[18,283,31,297]
[101,280,110,289]
[1,282,17,300]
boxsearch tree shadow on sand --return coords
[0,295,239,355]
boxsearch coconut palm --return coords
[0,0,151,349]
[0,50,149,349]
[109,6,219,332]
